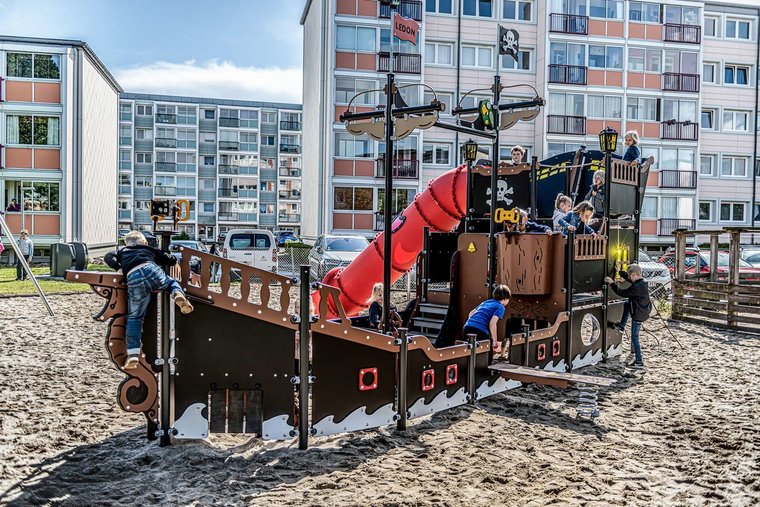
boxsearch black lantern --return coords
[463,138,478,162]
[598,127,618,154]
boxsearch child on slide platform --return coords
[105,230,194,370]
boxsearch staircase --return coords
[411,302,448,342]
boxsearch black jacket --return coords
[585,184,605,217]
[105,244,177,276]
[368,301,382,329]
[610,273,652,322]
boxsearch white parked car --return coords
[222,229,278,272]
[741,248,760,268]
[309,234,370,280]
[639,249,671,295]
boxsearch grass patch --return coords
[0,263,115,296]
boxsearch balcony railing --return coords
[549,13,588,35]
[279,121,302,131]
[219,117,240,128]
[377,52,422,75]
[659,218,696,236]
[662,73,700,93]
[218,212,239,221]
[155,137,177,148]
[278,213,301,223]
[279,143,301,154]
[279,167,302,177]
[155,162,177,172]
[154,186,177,196]
[661,120,698,141]
[118,185,131,195]
[659,170,698,189]
[218,164,240,175]
[219,141,240,151]
[664,23,701,44]
[379,0,422,21]
[156,113,177,124]
[547,64,587,85]
[546,115,586,135]
[375,158,419,179]
[278,190,301,200]
[218,188,238,198]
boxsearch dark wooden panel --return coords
[227,389,244,433]
[210,389,227,433]
[244,389,263,435]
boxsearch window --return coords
[378,188,415,214]
[661,148,695,171]
[7,53,61,79]
[119,149,132,170]
[261,135,276,146]
[119,124,132,145]
[136,104,153,116]
[588,45,623,69]
[177,153,196,173]
[704,16,719,38]
[20,182,60,212]
[335,133,374,158]
[6,115,61,145]
[203,109,216,119]
[334,187,373,211]
[589,0,623,20]
[202,202,215,213]
[423,91,453,114]
[501,49,533,71]
[699,201,714,222]
[549,42,586,67]
[120,103,132,121]
[700,155,716,176]
[463,0,492,17]
[425,42,454,65]
[502,0,532,21]
[157,104,175,115]
[177,106,196,125]
[177,128,196,148]
[240,132,258,151]
[663,51,698,74]
[665,5,698,26]
[135,152,152,164]
[176,176,196,196]
[262,112,277,124]
[462,44,493,68]
[118,173,132,188]
[701,109,715,130]
[628,48,660,72]
[721,156,748,177]
[642,197,657,219]
[663,99,697,123]
[587,95,622,119]
[156,151,176,163]
[240,110,259,128]
[629,2,660,23]
[135,176,152,187]
[136,128,153,141]
[499,145,530,162]
[726,19,751,40]
[422,142,451,165]
[702,63,717,84]
[724,65,750,86]
[548,92,584,116]
[202,156,215,166]
[336,25,376,52]
[459,94,491,110]
[426,0,453,14]
[336,77,377,105]
[722,111,749,132]
[720,202,745,222]
[626,97,657,121]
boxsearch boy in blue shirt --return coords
[463,285,511,353]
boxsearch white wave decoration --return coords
[173,402,208,440]
[476,376,522,399]
[408,387,468,419]
[262,414,295,440]
[607,342,624,359]
[542,359,566,372]
[571,347,604,369]
[311,403,396,437]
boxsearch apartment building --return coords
[301,0,760,248]
[0,36,121,255]
[117,94,303,240]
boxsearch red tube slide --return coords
[321,164,468,318]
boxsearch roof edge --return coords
[300,0,314,25]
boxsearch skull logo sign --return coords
[485,179,515,207]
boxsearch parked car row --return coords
[657,247,760,281]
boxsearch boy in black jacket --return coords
[105,231,194,370]
[604,263,651,369]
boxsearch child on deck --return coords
[105,231,194,370]
[604,264,651,369]
[367,282,383,329]
[462,285,511,353]
[552,194,573,232]
[558,201,597,236]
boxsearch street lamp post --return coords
[463,139,478,230]
[598,126,618,362]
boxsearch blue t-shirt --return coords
[464,299,506,335]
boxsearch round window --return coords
[580,313,600,347]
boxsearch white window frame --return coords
[462,0,493,18]
[702,62,718,84]
[501,0,534,22]
[626,97,658,121]
[723,64,751,87]
[588,44,623,70]
[701,108,716,131]
[725,18,752,41]
[423,91,454,115]
[698,200,715,222]
[422,141,453,165]
[425,41,454,66]
[719,201,746,223]
[700,154,717,177]
[722,110,750,133]
[425,0,455,15]
[641,196,658,219]
[587,95,622,119]
[336,25,376,53]
[500,48,534,72]
[629,1,661,24]
[704,15,720,38]
[461,44,494,69]
[721,155,749,177]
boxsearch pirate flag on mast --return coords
[498,25,520,62]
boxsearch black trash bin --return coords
[50,243,76,277]
[70,242,89,270]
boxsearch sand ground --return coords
[1,293,758,506]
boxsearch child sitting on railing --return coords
[105,231,194,370]
[558,201,596,236]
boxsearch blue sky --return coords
[0,0,305,102]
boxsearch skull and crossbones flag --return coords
[499,25,520,62]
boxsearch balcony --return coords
[659,170,698,189]
[662,73,699,93]
[218,188,238,198]
[375,158,419,179]
[156,113,177,124]
[664,23,701,44]
[219,141,240,151]
[118,210,132,220]
[546,115,586,135]
[155,137,177,148]
[279,143,301,154]
[278,213,301,223]
[279,166,302,177]
[658,218,696,236]
[661,120,698,141]
[549,13,588,35]
[219,117,240,128]
[278,190,301,200]
[279,121,302,131]
[377,52,422,75]
[155,162,177,172]
[118,185,131,195]
[218,164,240,175]
[379,0,422,21]
[547,64,587,85]
[218,212,239,222]
[154,186,177,197]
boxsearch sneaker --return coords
[613,322,625,333]
[173,293,194,314]
[626,360,644,369]
[123,354,139,370]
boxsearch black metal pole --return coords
[383,71,395,334]
[521,323,531,366]
[565,231,575,372]
[467,332,477,404]
[530,156,538,220]
[158,230,173,447]
[601,152,612,362]
[466,159,473,231]
[488,75,501,292]
[421,225,430,303]
[396,327,408,430]
[298,265,310,450]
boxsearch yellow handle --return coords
[494,207,521,224]
[175,199,191,222]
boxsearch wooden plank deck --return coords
[488,362,617,389]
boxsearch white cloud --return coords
[114,60,302,104]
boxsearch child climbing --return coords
[604,263,651,369]
[462,284,511,353]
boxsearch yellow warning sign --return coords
[468,242,476,253]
